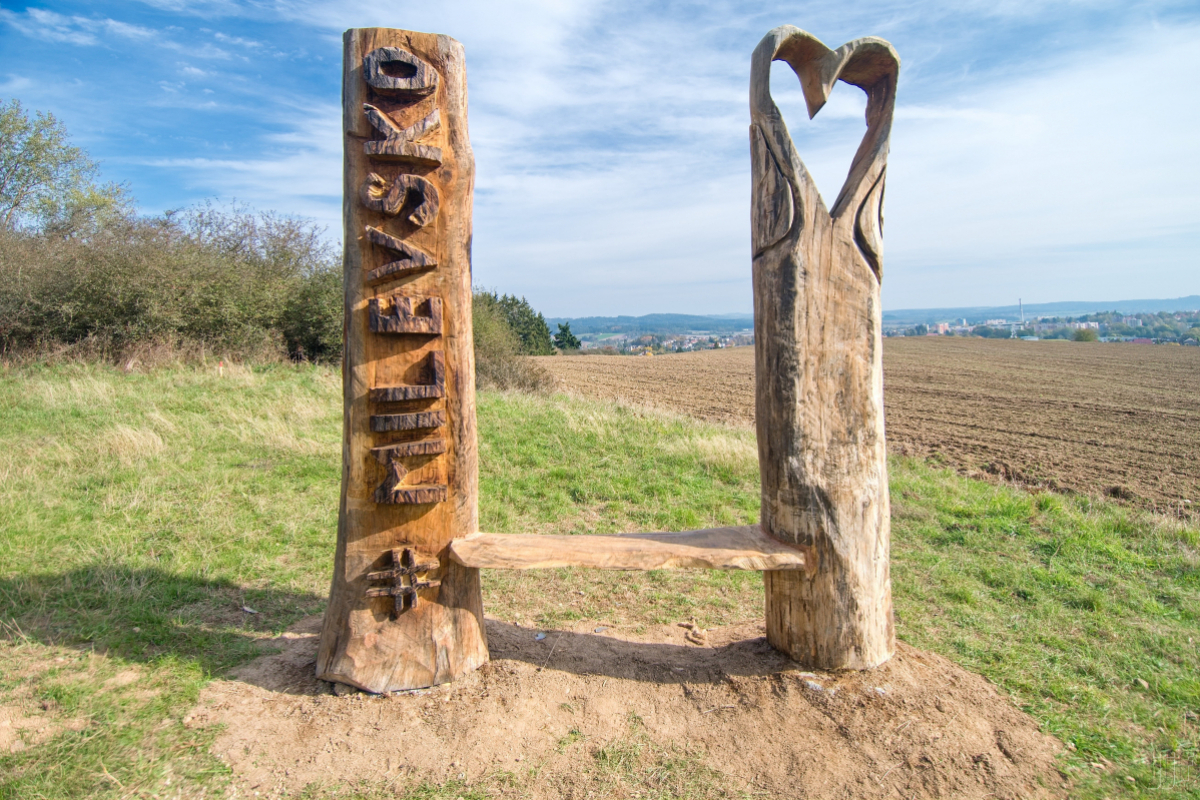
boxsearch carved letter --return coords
[371,439,448,462]
[364,226,436,284]
[363,104,443,165]
[368,295,443,335]
[363,47,438,96]
[361,172,440,227]
[372,444,449,506]
[370,410,446,433]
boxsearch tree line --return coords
[0,99,572,379]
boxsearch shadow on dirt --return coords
[224,615,799,697]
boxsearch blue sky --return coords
[2,0,1197,316]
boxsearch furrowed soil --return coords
[537,338,1200,512]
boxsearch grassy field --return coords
[0,362,1197,798]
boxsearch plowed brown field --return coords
[536,338,1200,512]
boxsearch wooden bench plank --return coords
[448,525,807,571]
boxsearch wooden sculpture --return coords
[318,25,899,693]
[749,27,899,669]
[316,28,487,693]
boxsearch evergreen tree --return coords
[472,291,553,355]
[554,321,581,351]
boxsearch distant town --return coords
[562,308,1200,354]
[575,330,755,355]
[885,309,1200,344]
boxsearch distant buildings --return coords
[576,330,754,354]
[882,309,1200,343]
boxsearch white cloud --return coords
[0,74,33,93]
[0,8,232,58]
[0,8,158,45]
[21,0,1197,314]
[172,0,1191,314]
[1,8,96,44]
[129,0,248,14]
[141,103,343,225]
[881,22,1200,306]
[214,31,262,48]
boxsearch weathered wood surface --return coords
[317,28,486,694]
[450,525,807,571]
[750,27,898,669]
[369,351,445,402]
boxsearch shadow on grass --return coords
[0,566,326,676]
[0,564,798,692]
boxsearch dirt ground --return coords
[537,338,1200,512]
[191,616,1067,799]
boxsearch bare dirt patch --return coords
[538,339,1200,512]
[191,616,1066,799]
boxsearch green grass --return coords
[0,362,1197,798]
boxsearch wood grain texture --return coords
[750,26,898,670]
[369,351,445,402]
[449,526,807,571]
[317,28,486,694]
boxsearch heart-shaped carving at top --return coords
[750,27,899,275]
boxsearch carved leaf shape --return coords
[854,170,885,281]
[751,125,794,256]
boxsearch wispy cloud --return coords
[213,31,262,48]
[0,8,156,45]
[0,73,33,93]
[5,0,1198,313]
[140,103,342,224]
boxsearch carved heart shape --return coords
[750,27,899,270]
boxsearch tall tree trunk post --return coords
[749,27,899,670]
[317,28,487,693]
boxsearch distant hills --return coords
[545,313,754,336]
[548,296,1200,335]
[881,296,1200,327]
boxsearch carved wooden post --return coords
[317,28,487,693]
[749,27,899,669]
